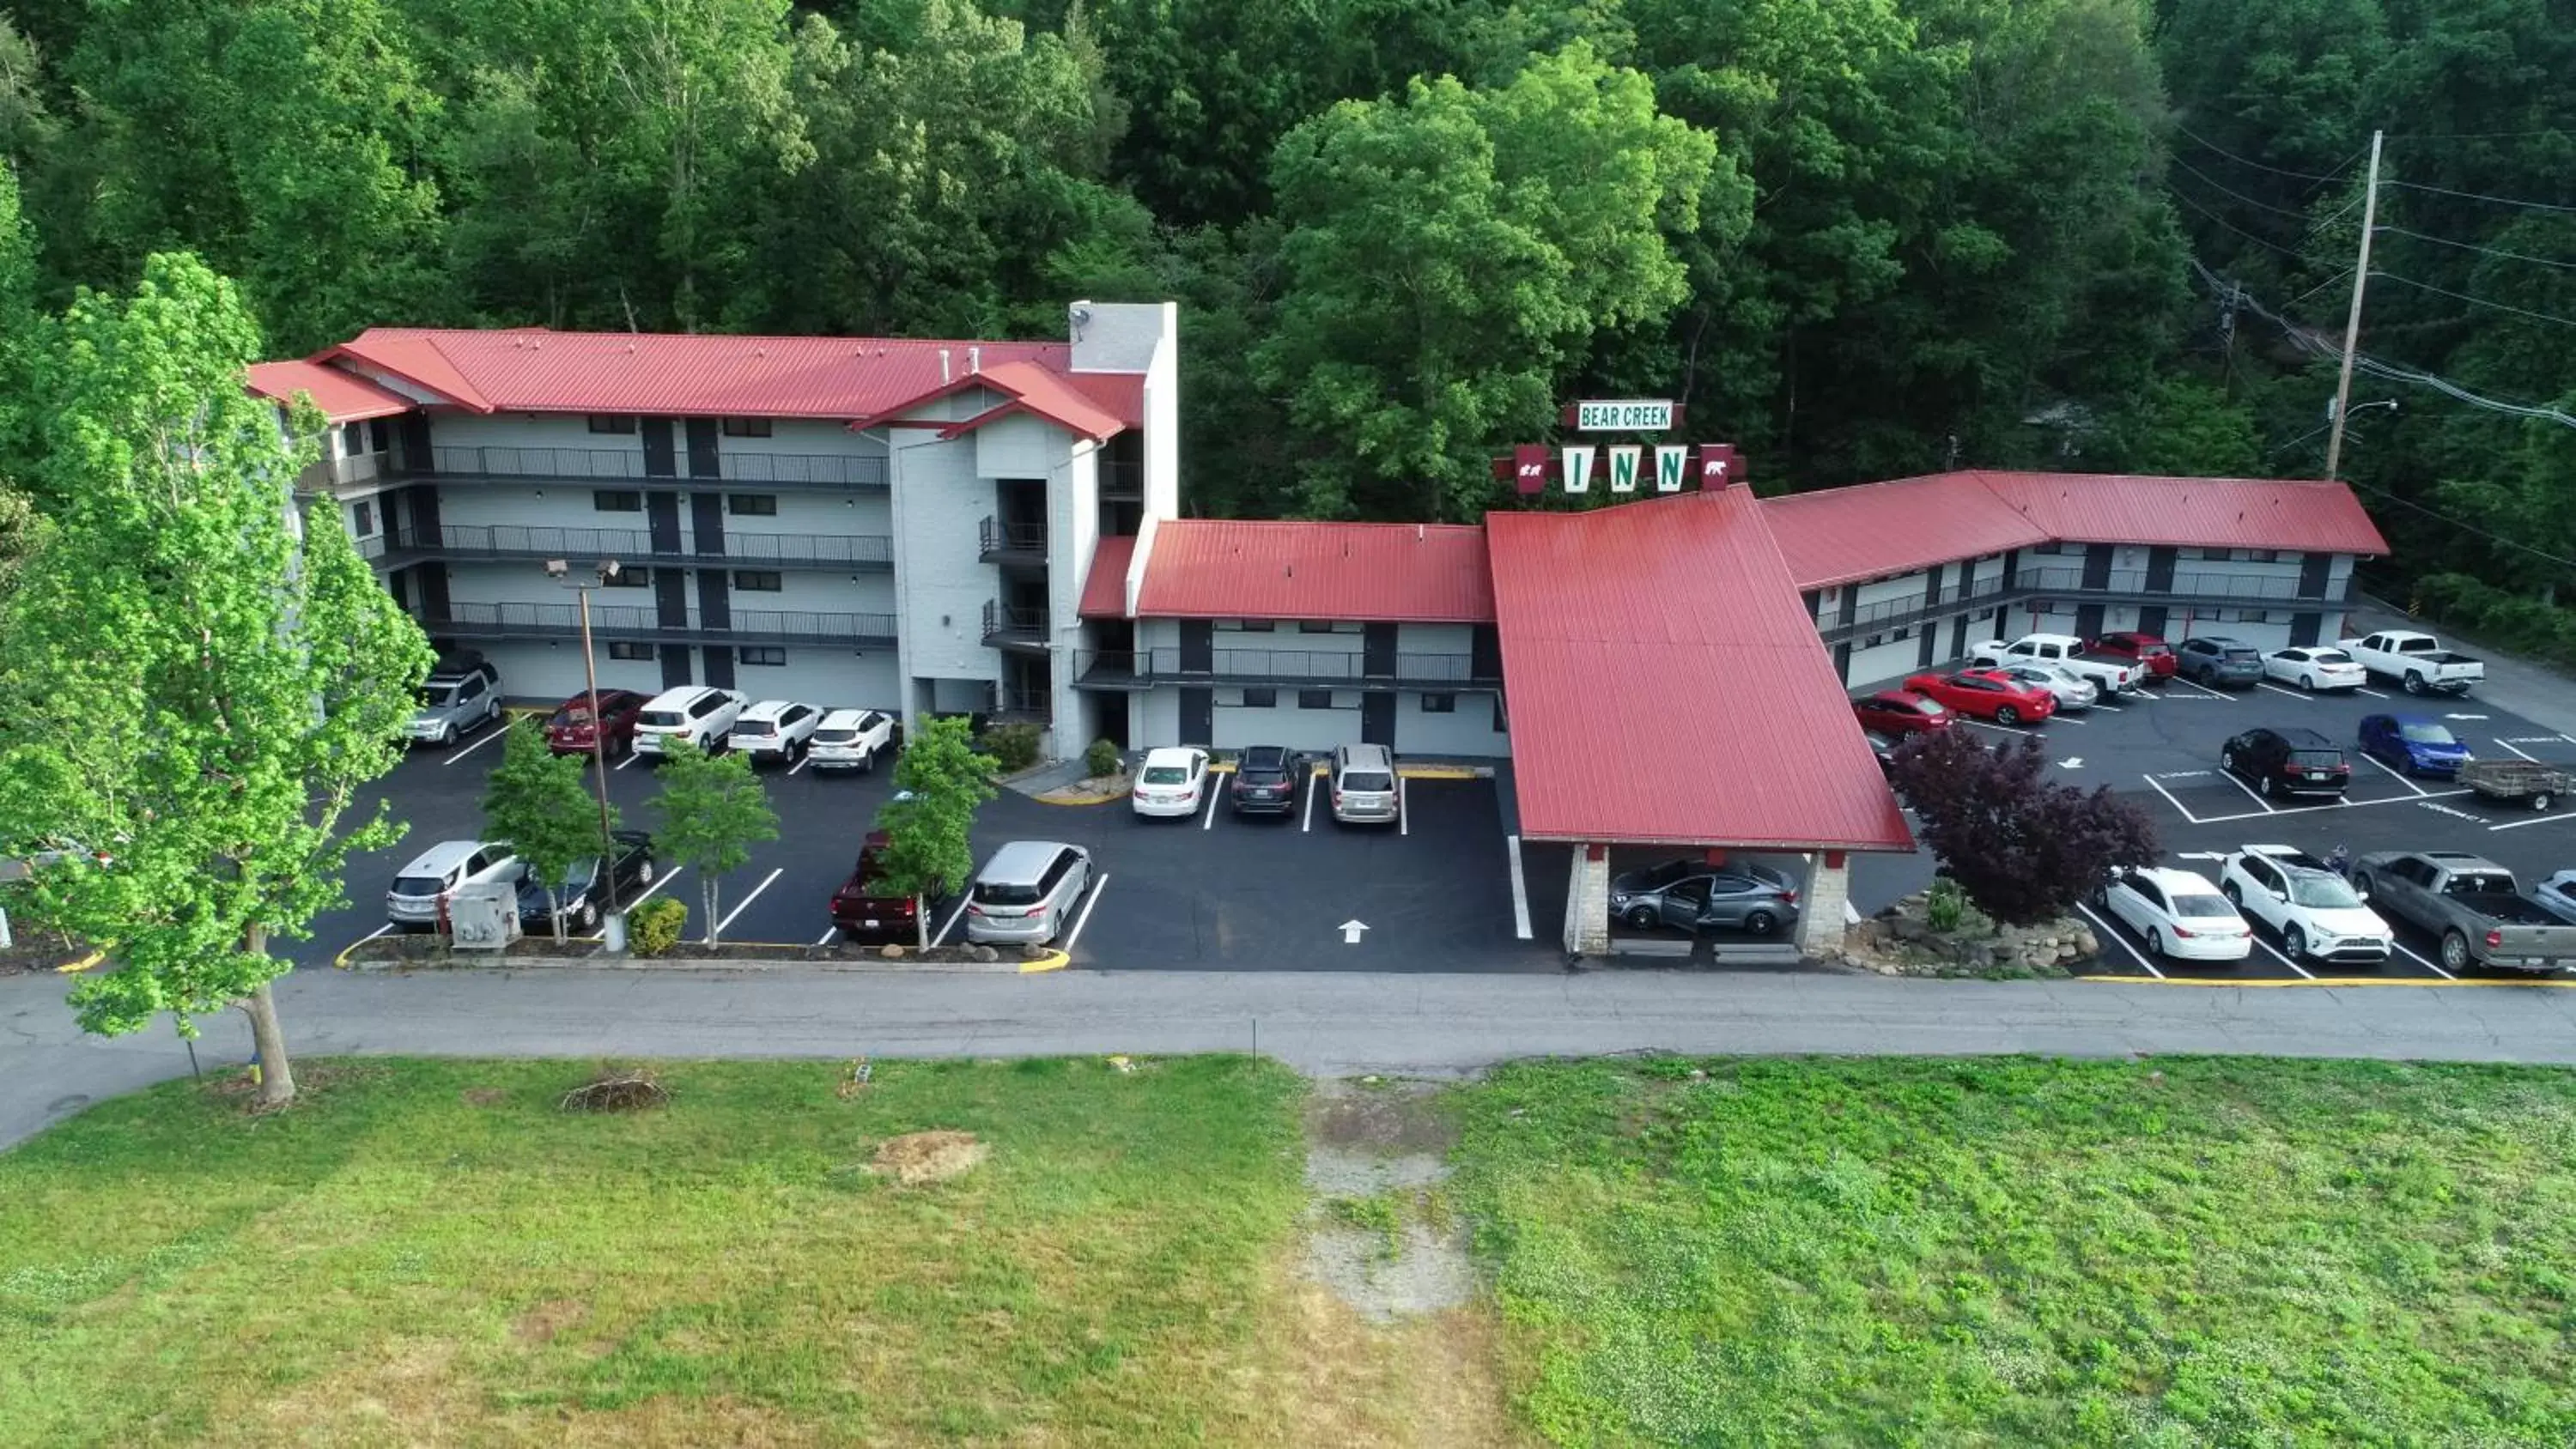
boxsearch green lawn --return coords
[0,1056,1310,1447]
[1450,1058,2576,1446]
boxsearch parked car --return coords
[2219,845,2393,965]
[386,839,523,931]
[517,829,655,933]
[1991,662,2099,712]
[542,688,648,759]
[2351,851,2576,973]
[2336,629,2483,696]
[1851,689,1951,737]
[727,699,822,763]
[1229,745,1307,816]
[2356,713,2474,779]
[808,708,896,773]
[1900,669,2059,725]
[2528,870,2576,927]
[1330,743,1401,825]
[2096,865,2253,961]
[1607,859,1801,937]
[1864,731,1899,775]
[1966,633,2141,694]
[963,840,1094,946]
[632,686,749,757]
[1132,746,1212,819]
[409,661,501,746]
[2263,646,2366,693]
[2172,636,2265,688]
[830,829,945,942]
[2089,631,2178,682]
[2220,726,2352,799]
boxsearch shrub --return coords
[1889,730,2158,925]
[1925,877,1968,932]
[627,897,686,956]
[1084,737,1122,779]
[980,720,1042,773]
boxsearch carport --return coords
[1485,488,1916,955]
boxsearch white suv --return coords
[386,840,523,931]
[2221,845,2393,965]
[808,708,896,772]
[727,700,822,763]
[633,686,749,757]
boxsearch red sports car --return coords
[1901,669,2059,725]
[1851,689,1953,737]
[2090,631,2178,681]
[543,688,649,758]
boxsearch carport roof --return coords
[1485,490,1914,852]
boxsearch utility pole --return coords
[551,558,629,951]
[2325,129,2385,480]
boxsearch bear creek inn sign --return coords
[1491,398,1744,496]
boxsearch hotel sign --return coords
[1574,398,1674,433]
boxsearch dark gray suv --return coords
[2175,635,2264,688]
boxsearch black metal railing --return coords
[2014,565,2342,604]
[1098,459,1143,498]
[1816,567,2358,643]
[398,445,888,488]
[418,600,897,646]
[981,600,1049,644]
[977,516,1049,562]
[379,522,892,569]
[1072,647,1491,688]
[995,686,1053,718]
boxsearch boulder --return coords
[881,944,906,960]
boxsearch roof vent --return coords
[1416,524,1425,541]
[756,346,767,357]
[626,343,637,354]
[969,345,981,373]
[940,349,952,385]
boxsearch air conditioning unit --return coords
[447,882,522,952]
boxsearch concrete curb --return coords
[334,937,1072,975]
[2074,973,2576,989]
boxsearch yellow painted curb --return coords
[2075,973,2576,989]
[1397,766,1484,780]
[53,949,104,974]
[1034,786,1131,806]
[1019,949,1072,973]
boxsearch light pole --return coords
[547,558,628,951]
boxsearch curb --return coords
[2074,973,2576,989]
[1033,785,1130,807]
[333,935,1070,975]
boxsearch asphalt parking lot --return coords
[298,731,1563,973]
[1923,671,2576,985]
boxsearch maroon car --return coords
[1851,688,1953,737]
[543,688,648,758]
[2090,631,2178,682]
[830,831,945,942]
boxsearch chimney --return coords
[1416,524,1425,541]
[939,349,951,385]
[969,346,981,373]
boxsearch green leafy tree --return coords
[0,15,58,166]
[481,719,614,940]
[652,745,778,946]
[0,252,433,1108]
[872,716,994,948]
[0,163,41,499]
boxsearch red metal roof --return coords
[1759,470,2390,588]
[244,360,414,423]
[1134,520,1492,622]
[928,361,1128,441]
[313,328,1093,420]
[1485,491,1913,851]
[1080,535,1135,619]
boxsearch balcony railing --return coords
[994,686,1053,720]
[981,600,1049,646]
[1073,647,1492,689]
[416,600,897,647]
[1816,567,2356,642]
[376,522,892,569]
[398,445,888,489]
[1098,459,1143,499]
[2014,565,2341,604]
[977,516,1049,565]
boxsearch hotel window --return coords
[340,421,368,456]
[368,418,392,452]
[608,641,654,661]
[740,646,787,666]
[732,570,783,592]
[728,494,778,517]
[1420,693,1456,713]
[1238,620,1275,632]
[603,567,648,588]
[721,418,773,438]
[1298,621,1337,634]
[349,501,374,537]
[586,415,637,434]
[1297,689,1335,710]
[593,490,642,512]
[1242,688,1277,708]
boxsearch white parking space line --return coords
[2251,935,2314,979]
[1963,719,2038,737]
[354,922,394,947]
[2359,751,2430,796]
[2256,682,2307,700]
[2215,769,2277,813]
[2492,737,2539,761]
[2143,774,2203,824]
[627,865,684,906]
[2487,810,2576,833]
[787,754,812,776]
[715,868,783,936]
[2357,686,2391,699]
[2170,677,2233,701]
[1399,776,1410,835]
[615,752,640,770]
[1303,770,1320,833]
[1505,834,1533,941]
[813,926,838,947]
[1062,872,1109,955]
[440,724,513,767]
[2048,713,2087,725]
[2391,938,2455,979]
[1201,785,1222,830]
[2183,787,2476,828]
[2075,902,2162,979]
[932,896,970,947]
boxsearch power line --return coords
[2169,189,2308,259]
[2376,224,2576,272]
[2382,128,2570,142]
[2378,175,2576,215]
[2170,157,2324,220]
[2288,267,2356,307]
[2369,270,2576,330]
[2341,476,2576,572]
[2173,124,2354,186]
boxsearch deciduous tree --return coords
[481,720,613,941]
[871,716,994,948]
[0,252,434,1108]
[1888,728,2158,925]
[651,745,778,946]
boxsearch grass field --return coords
[1449,1058,2576,1446]
[0,1056,1325,1447]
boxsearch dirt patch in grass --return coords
[866,1129,988,1185]
[1260,1260,1532,1448]
[1308,1077,1459,1155]
[461,1087,509,1107]
[1297,1080,1479,1326]
[512,1298,587,1343]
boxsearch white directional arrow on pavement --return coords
[2057,757,2084,769]
[2445,713,2489,721]
[1339,919,1370,945]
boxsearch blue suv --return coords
[2357,712,2475,778]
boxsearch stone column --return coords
[1798,850,1851,957]
[1563,843,1611,955]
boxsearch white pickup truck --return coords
[1967,633,2142,694]
[2335,629,2483,695]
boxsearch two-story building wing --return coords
[247,302,1180,754]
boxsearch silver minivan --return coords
[963,840,1094,945]
[1330,743,1400,826]
[386,839,523,930]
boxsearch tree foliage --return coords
[872,717,994,943]
[650,745,778,946]
[481,719,611,940]
[0,252,433,1106]
[1887,729,2159,925]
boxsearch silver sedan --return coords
[1995,662,2099,712]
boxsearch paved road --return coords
[9,965,2576,1149]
